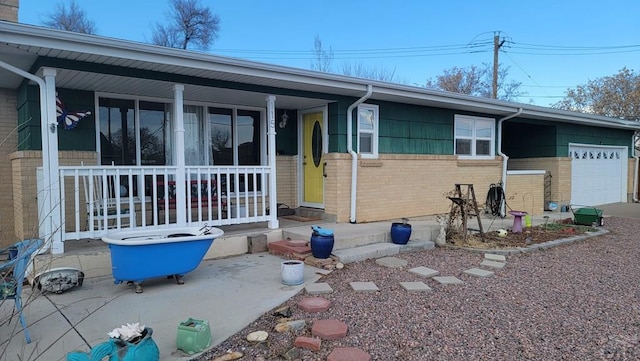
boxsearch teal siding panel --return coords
[504,118,634,158]
[17,84,41,150]
[275,109,298,155]
[56,89,96,151]
[373,100,458,155]
[18,85,96,151]
[556,123,633,157]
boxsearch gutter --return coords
[347,84,373,223]
[497,108,523,217]
[633,132,639,202]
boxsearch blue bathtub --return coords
[102,226,224,293]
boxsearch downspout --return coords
[497,108,523,217]
[347,84,373,223]
[633,131,639,202]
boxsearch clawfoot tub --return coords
[102,226,223,293]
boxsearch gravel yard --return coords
[196,217,640,360]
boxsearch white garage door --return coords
[569,144,628,206]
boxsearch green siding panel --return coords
[275,109,298,155]
[503,118,634,158]
[18,85,96,151]
[374,100,458,155]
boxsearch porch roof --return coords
[1,21,639,130]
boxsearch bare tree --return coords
[553,67,640,121]
[311,35,334,72]
[42,0,96,34]
[425,63,523,101]
[341,62,400,83]
[425,65,486,95]
[151,0,220,50]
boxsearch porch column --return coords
[173,84,187,225]
[43,68,63,254]
[266,95,279,229]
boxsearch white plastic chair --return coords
[82,174,132,231]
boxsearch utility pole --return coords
[492,32,505,99]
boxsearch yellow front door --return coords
[303,112,324,205]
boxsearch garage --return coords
[569,144,628,206]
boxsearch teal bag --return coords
[66,327,159,361]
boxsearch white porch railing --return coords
[39,165,272,241]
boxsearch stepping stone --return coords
[480,260,506,269]
[298,297,331,313]
[399,281,432,292]
[432,276,464,285]
[305,283,334,294]
[349,281,379,292]
[312,319,348,340]
[408,266,440,278]
[484,253,506,262]
[328,347,372,361]
[463,268,495,278]
[294,336,322,351]
[375,256,408,268]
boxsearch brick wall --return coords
[504,173,545,215]
[275,155,297,208]
[324,153,504,223]
[10,150,97,243]
[0,0,18,22]
[509,157,572,206]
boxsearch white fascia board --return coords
[520,107,640,130]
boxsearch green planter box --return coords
[176,318,211,355]
[573,207,603,226]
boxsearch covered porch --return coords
[0,23,361,254]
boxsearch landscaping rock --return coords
[211,351,243,361]
[275,319,306,333]
[294,336,322,351]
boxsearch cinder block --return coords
[248,234,268,253]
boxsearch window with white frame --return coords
[454,115,495,158]
[357,104,379,158]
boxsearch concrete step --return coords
[282,222,437,251]
[333,243,401,264]
[333,239,435,264]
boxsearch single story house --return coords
[0,4,638,254]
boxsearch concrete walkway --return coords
[1,253,325,361]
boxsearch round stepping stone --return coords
[298,297,331,313]
[311,319,348,340]
[327,347,371,361]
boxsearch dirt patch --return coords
[447,223,597,249]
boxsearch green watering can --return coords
[66,327,159,361]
